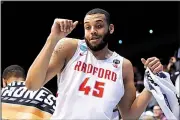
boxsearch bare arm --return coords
[118,57,162,119]
[25,19,78,91]
[43,38,78,85]
[25,35,60,91]
[25,37,78,91]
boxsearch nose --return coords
[90,27,97,35]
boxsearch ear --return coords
[2,78,7,87]
[109,24,114,34]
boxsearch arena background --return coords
[1,1,180,95]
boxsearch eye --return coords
[85,26,91,30]
[97,24,102,28]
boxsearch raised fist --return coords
[50,18,78,39]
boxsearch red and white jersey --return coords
[51,40,124,119]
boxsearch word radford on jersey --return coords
[74,61,117,82]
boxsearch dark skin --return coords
[25,13,163,119]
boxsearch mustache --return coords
[83,36,101,40]
[90,36,101,40]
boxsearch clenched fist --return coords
[141,57,163,74]
[50,18,78,40]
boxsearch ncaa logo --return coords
[113,59,120,64]
[113,59,120,68]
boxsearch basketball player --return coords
[25,8,163,119]
[2,65,56,119]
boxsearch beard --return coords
[84,31,111,52]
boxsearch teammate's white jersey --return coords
[51,40,124,119]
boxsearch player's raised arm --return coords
[25,19,78,91]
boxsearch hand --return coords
[169,57,176,64]
[141,57,163,74]
[50,18,78,40]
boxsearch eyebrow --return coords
[84,20,104,24]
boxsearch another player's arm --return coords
[118,57,162,119]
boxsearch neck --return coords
[155,114,164,119]
[159,114,165,119]
[6,77,24,85]
[90,45,113,60]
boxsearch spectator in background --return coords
[162,64,168,72]
[167,47,180,85]
[167,56,177,72]
[153,104,167,120]
[141,114,155,120]
[1,65,56,119]
[133,66,142,84]
[135,80,144,96]
[167,57,180,85]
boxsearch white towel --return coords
[175,75,180,95]
[144,68,180,120]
